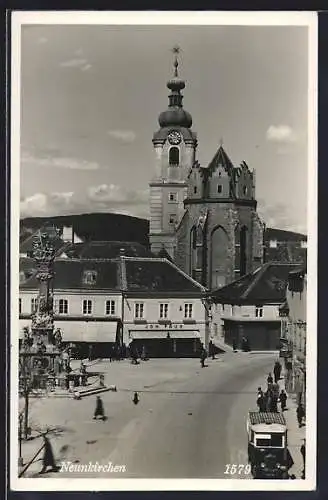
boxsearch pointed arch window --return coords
[169,147,180,166]
[234,225,247,278]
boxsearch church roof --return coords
[19,256,205,295]
[210,262,300,305]
[207,145,235,175]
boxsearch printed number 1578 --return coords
[224,464,251,475]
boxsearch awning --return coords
[129,330,200,340]
[55,321,118,343]
[18,320,119,343]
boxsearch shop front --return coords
[128,330,202,358]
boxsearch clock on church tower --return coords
[168,130,182,145]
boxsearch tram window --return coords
[256,438,271,447]
[271,434,283,447]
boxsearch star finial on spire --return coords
[171,45,181,78]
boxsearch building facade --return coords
[210,262,299,351]
[281,267,306,406]
[19,256,207,358]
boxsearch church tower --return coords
[175,143,265,289]
[149,47,197,258]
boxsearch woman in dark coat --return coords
[296,403,305,427]
[40,435,57,473]
[93,396,105,420]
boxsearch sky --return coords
[19,23,310,234]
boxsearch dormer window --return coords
[169,147,179,166]
[217,184,222,194]
[243,186,247,195]
[194,186,197,194]
[269,240,278,249]
[301,240,307,249]
[83,270,97,285]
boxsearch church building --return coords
[149,49,264,290]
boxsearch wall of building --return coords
[223,320,280,351]
[19,291,206,356]
[210,302,281,343]
[283,274,307,404]
[19,290,122,318]
[123,296,206,346]
[176,200,263,290]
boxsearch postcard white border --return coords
[10,10,318,492]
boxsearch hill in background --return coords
[20,213,150,248]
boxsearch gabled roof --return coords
[19,256,205,295]
[124,257,205,293]
[20,259,120,291]
[210,262,300,305]
[207,145,235,176]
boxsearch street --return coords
[22,352,277,479]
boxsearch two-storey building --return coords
[210,262,299,350]
[19,255,207,358]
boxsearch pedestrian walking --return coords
[93,396,105,420]
[267,373,273,385]
[40,434,58,474]
[296,403,305,428]
[257,387,265,412]
[279,389,287,411]
[300,439,306,479]
[200,347,207,368]
[273,360,282,383]
[209,340,215,360]
[133,392,139,405]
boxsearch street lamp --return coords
[18,413,24,467]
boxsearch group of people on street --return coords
[256,360,287,413]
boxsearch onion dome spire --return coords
[158,46,192,129]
